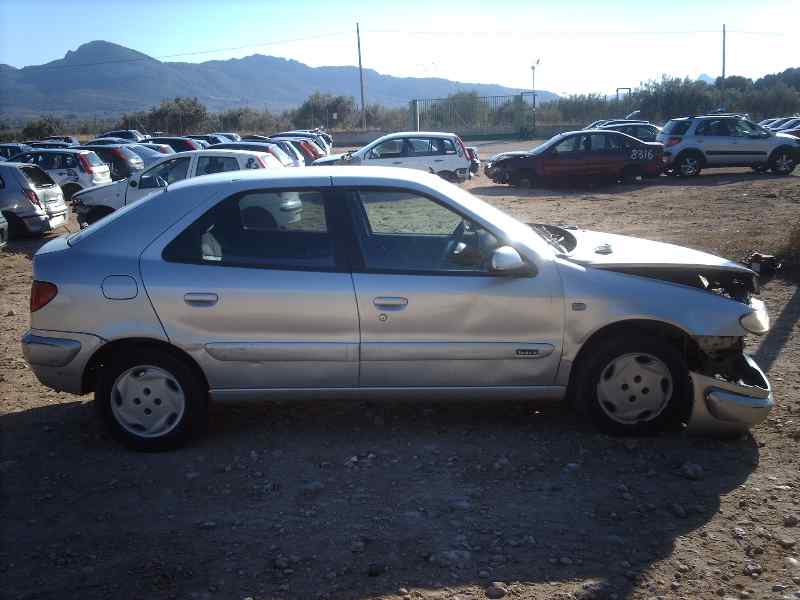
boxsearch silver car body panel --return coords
[23,167,773,434]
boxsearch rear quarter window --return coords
[662,120,692,135]
[84,152,105,166]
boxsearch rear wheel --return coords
[3,212,28,239]
[95,347,208,451]
[573,334,691,436]
[675,153,703,177]
[620,166,643,184]
[769,150,796,175]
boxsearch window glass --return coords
[369,139,405,159]
[436,138,457,155]
[145,157,191,184]
[20,166,55,187]
[196,155,239,175]
[84,152,104,167]
[662,120,691,135]
[164,190,333,270]
[732,120,759,137]
[62,154,77,168]
[406,138,436,156]
[552,135,581,154]
[588,134,622,152]
[353,190,501,273]
[696,119,732,136]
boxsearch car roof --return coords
[377,131,458,139]
[21,148,94,154]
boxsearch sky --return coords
[0,0,797,96]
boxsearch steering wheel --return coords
[439,220,467,266]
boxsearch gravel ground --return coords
[1,152,799,600]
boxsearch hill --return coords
[0,41,558,120]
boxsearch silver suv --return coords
[657,115,800,177]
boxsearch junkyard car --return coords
[485,130,663,185]
[313,132,472,182]
[23,167,772,450]
[0,163,68,237]
[72,149,282,226]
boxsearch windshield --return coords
[529,134,567,155]
[20,165,55,187]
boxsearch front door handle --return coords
[184,292,219,306]
[373,296,408,309]
[391,161,403,165]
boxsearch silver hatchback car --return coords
[0,162,68,236]
[23,168,773,450]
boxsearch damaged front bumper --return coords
[687,353,773,435]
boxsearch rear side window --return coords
[164,190,333,270]
[145,157,191,184]
[196,155,240,175]
[62,154,77,168]
[662,120,692,135]
[20,166,55,187]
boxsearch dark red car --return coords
[485,130,664,186]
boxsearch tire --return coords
[769,149,797,175]
[85,207,114,226]
[62,184,81,202]
[620,166,642,184]
[3,212,28,239]
[95,346,208,451]
[675,152,703,177]
[573,333,691,436]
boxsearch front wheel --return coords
[770,150,797,175]
[573,334,691,436]
[675,154,702,177]
[95,347,208,450]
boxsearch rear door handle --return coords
[391,161,403,165]
[373,296,408,309]
[184,292,219,306]
[433,159,444,163]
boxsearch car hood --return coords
[488,150,530,162]
[313,153,347,166]
[555,228,758,297]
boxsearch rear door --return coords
[730,119,773,164]
[585,133,626,176]
[140,184,359,392]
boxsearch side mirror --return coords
[129,178,138,188]
[139,175,167,189]
[491,246,532,274]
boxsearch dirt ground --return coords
[1,149,799,600]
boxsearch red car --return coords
[485,130,664,186]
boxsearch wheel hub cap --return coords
[111,365,185,438]
[596,353,672,424]
[776,154,793,172]
[680,158,698,175]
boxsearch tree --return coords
[21,116,64,139]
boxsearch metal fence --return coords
[410,92,538,133]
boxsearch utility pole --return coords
[357,23,366,129]
[721,24,726,106]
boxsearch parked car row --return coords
[484,113,799,186]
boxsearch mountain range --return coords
[0,41,558,120]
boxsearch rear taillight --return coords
[301,141,321,159]
[30,281,58,312]
[666,136,682,147]
[456,136,469,158]
[186,140,200,150]
[23,189,42,209]
[158,145,170,154]
[78,154,94,174]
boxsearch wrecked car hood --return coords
[487,150,530,162]
[556,228,758,297]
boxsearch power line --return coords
[366,29,792,36]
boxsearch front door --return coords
[341,187,563,388]
[361,138,408,169]
[126,155,193,205]
[539,134,587,177]
[141,186,359,391]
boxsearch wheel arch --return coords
[767,144,797,162]
[674,148,707,167]
[566,318,702,396]
[82,337,209,396]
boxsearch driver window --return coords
[146,157,191,184]
[352,189,500,273]
[368,139,405,159]
[552,136,580,154]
